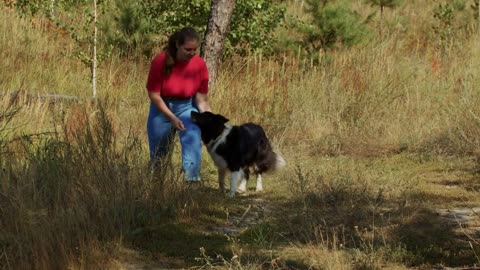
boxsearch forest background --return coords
[2,0,480,269]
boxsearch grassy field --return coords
[1,1,480,269]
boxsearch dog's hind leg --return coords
[218,169,226,193]
[255,174,263,192]
[228,170,244,198]
[252,165,263,192]
[237,168,249,194]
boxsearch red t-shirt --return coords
[146,52,209,98]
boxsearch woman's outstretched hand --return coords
[171,116,185,131]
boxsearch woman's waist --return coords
[150,96,195,114]
[161,95,193,102]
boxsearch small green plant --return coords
[432,1,466,50]
[241,223,278,249]
[433,3,455,43]
[196,235,244,269]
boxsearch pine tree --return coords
[365,0,402,39]
[301,0,369,50]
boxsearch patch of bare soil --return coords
[436,207,480,242]
[112,247,186,270]
[203,195,272,235]
[115,193,273,269]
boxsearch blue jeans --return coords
[147,98,202,181]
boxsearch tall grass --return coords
[2,0,480,268]
[213,34,480,159]
[3,3,480,158]
[0,96,199,269]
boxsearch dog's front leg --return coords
[218,169,226,193]
[237,179,247,193]
[228,170,244,198]
[237,168,249,193]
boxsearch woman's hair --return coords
[164,27,200,75]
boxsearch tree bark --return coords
[201,0,236,87]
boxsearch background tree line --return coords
[3,0,480,86]
[4,0,480,58]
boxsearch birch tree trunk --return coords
[92,0,97,98]
[201,0,236,87]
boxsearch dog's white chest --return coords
[206,125,231,170]
[208,149,228,169]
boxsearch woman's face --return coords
[176,39,199,62]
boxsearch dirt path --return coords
[115,173,480,270]
[116,193,272,270]
[202,195,272,236]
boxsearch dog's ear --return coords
[216,114,229,124]
[191,111,200,122]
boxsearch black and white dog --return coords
[191,111,286,197]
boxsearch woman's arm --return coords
[148,91,185,131]
[195,93,212,113]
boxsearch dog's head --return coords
[191,111,229,144]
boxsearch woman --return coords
[146,27,211,183]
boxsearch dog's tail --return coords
[256,150,286,174]
[273,152,286,170]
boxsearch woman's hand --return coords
[147,92,185,131]
[171,116,185,131]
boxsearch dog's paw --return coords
[237,179,247,193]
[227,191,236,198]
[237,187,247,193]
[255,187,263,192]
